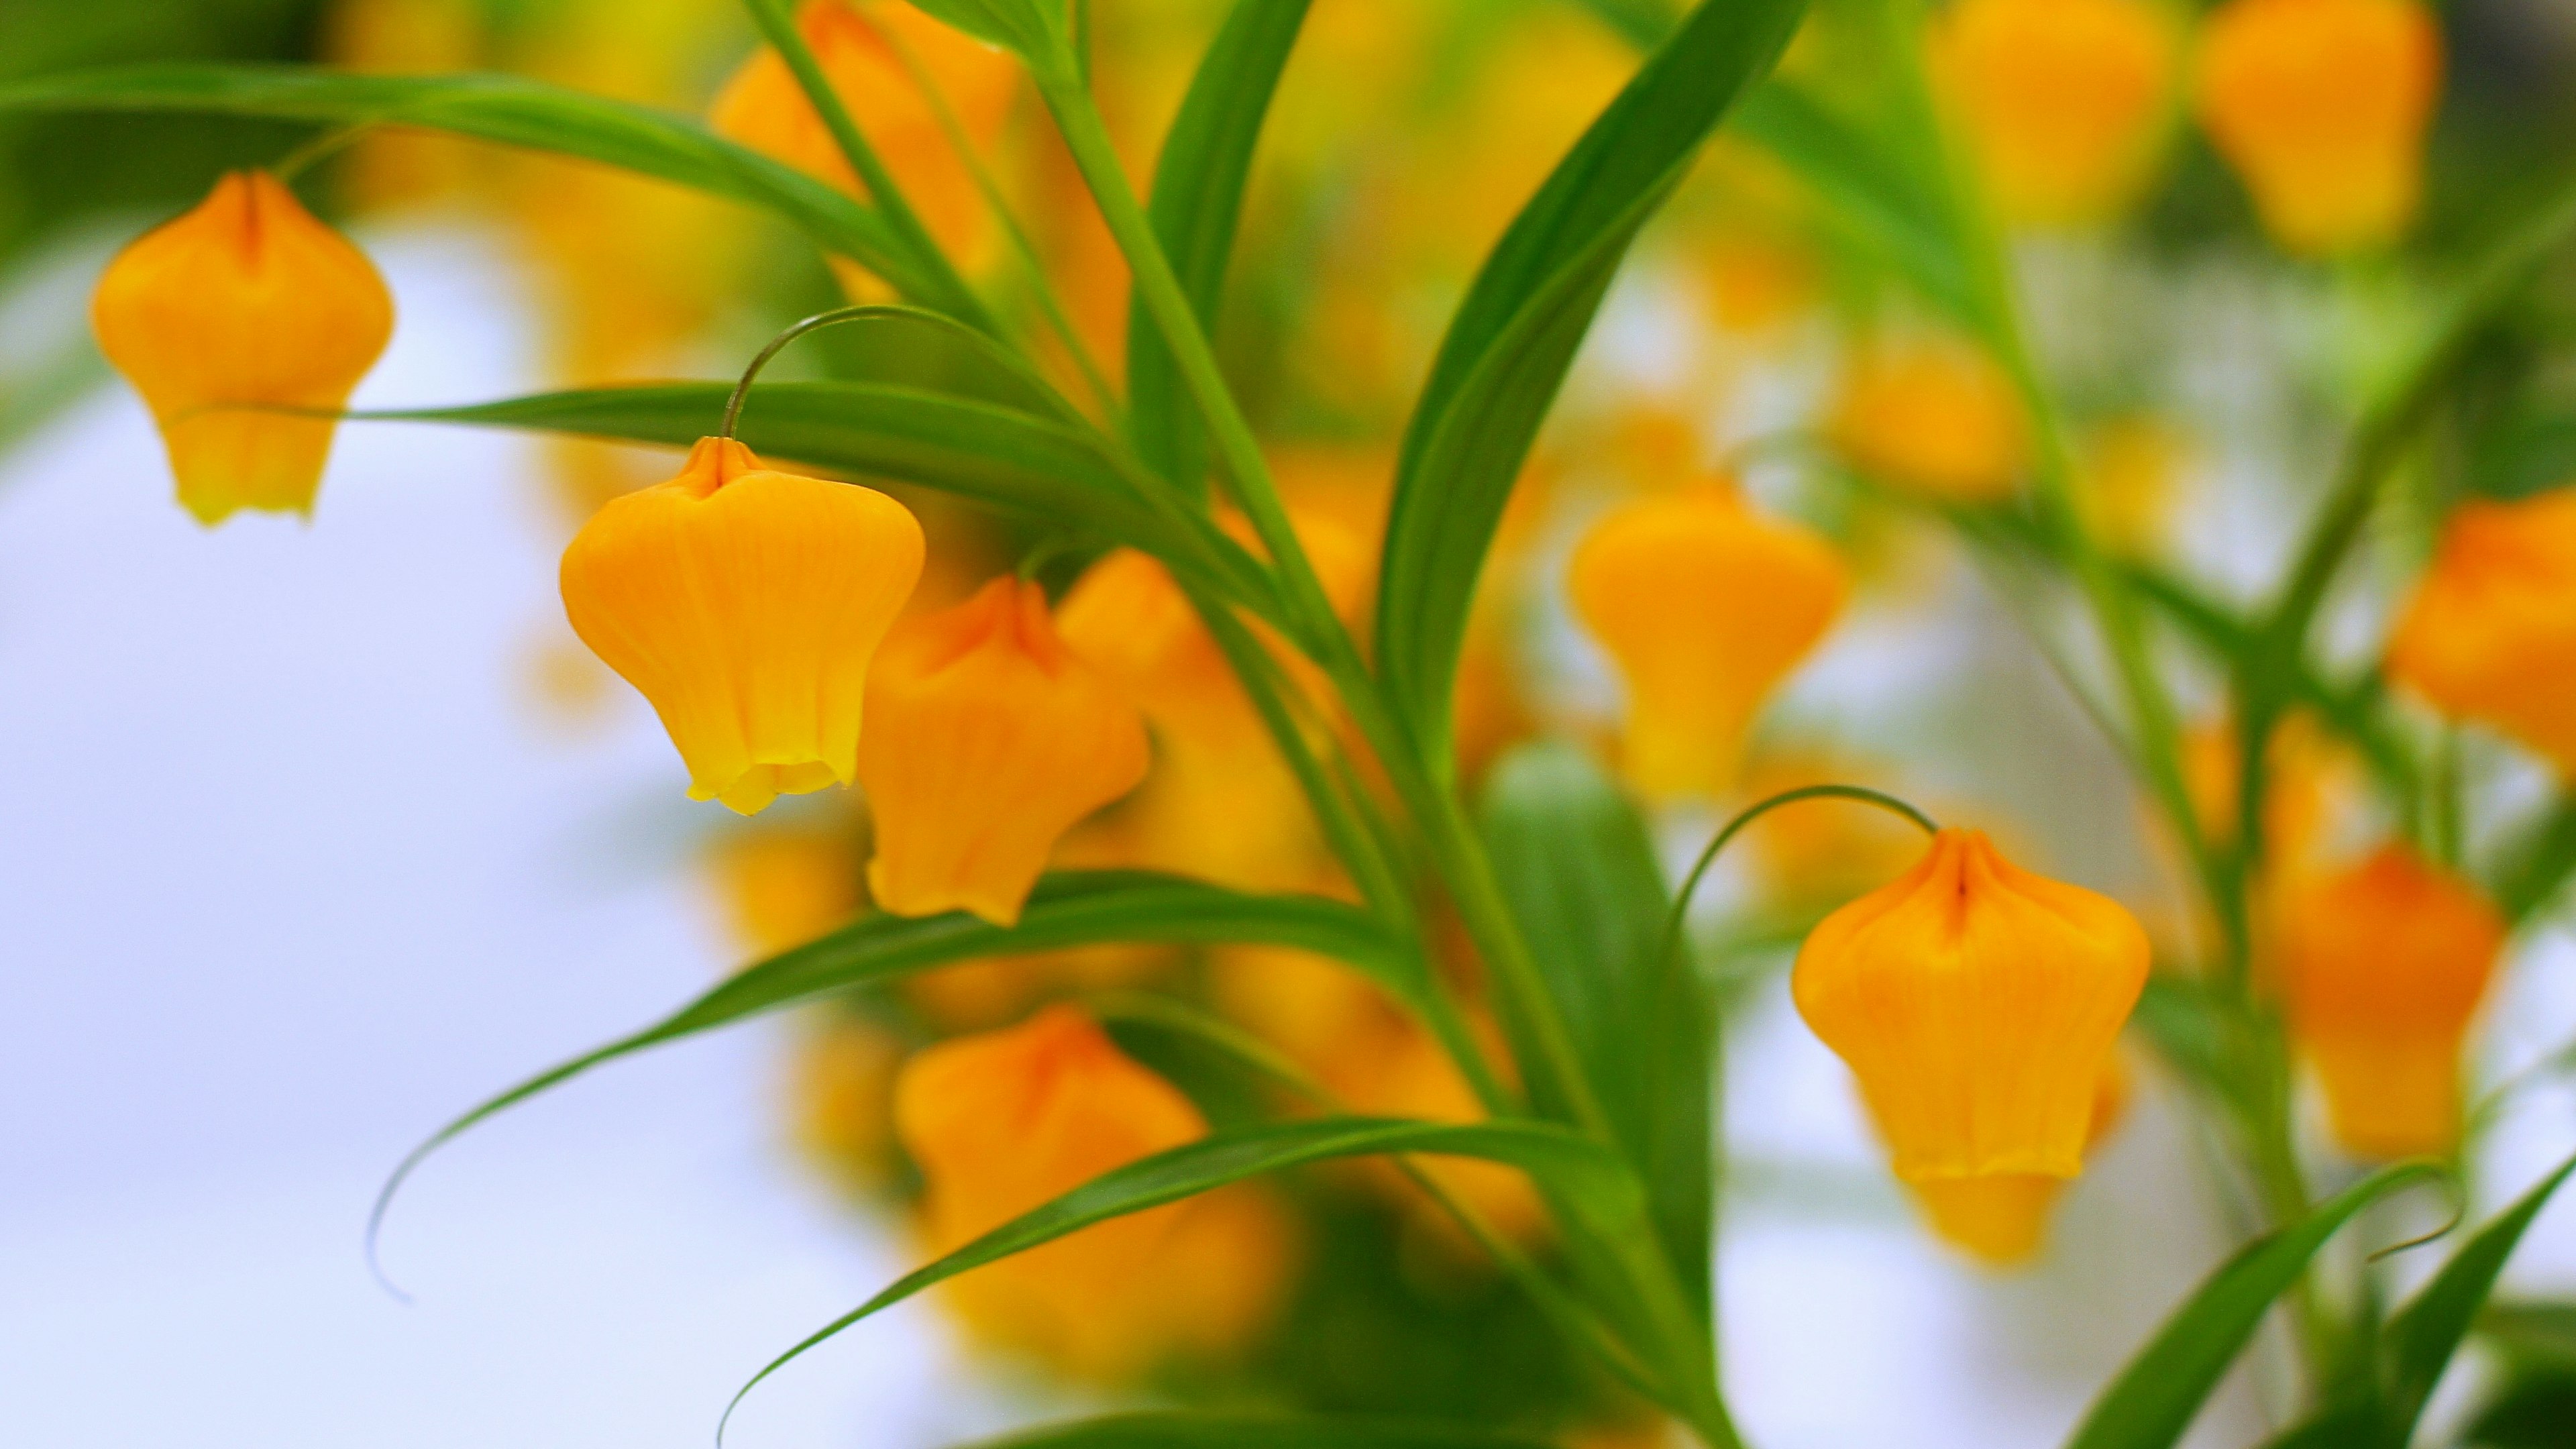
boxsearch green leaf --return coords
[727,1116,1666,1431]
[1373,0,1807,773]
[1478,741,1711,1322]
[2496,795,2576,924]
[1726,81,1979,325]
[2379,1150,2576,1440]
[908,0,1064,60]
[370,873,1413,1279]
[362,380,1281,616]
[955,1414,1556,1449]
[2482,1302,2576,1375]
[2061,1163,2448,1449]
[1128,0,1312,493]
[0,64,983,317]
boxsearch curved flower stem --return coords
[271,122,370,183]
[718,305,883,438]
[1650,785,1940,1004]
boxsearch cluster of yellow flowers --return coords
[62,0,2576,1430]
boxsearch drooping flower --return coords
[91,170,395,525]
[857,576,1150,926]
[1831,342,2029,502]
[2385,488,2576,776]
[894,1005,1291,1379]
[1794,829,2151,1181]
[1908,1055,2131,1266]
[2274,845,2504,1159]
[2193,0,2443,256]
[1936,0,2178,227]
[1568,483,1849,800]
[559,436,924,815]
[709,0,1016,273]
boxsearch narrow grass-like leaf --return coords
[0,64,977,315]
[362,381,1281,618]
[369,873,1411,1287]
[1128,0,1312,492]
[1374,0,1807,771]
[2062,1163,2449,1449]
[2379,1150,2576,1438]
[2497,796,2576,924]
[908,0,1063,58]
[1479,742,1710,1321]
[724,1116,1660,1436]
[956,1413,1556,1449]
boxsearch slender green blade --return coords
[364,380,1279,616]
[907,0,1062,58]
[1128,0,1312,492]
[957,1413,1555,1449]
[2497,796,2576,924]
[1373,0,1807,771]
[0,63,966,315]
[370,873,1412,1283]
[727,1116,1658,1430]
[2062,1163,2448,1449]
[2381,1151,2576,1438]
[1479,741,1710,1321]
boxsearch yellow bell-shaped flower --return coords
[2275,845,2504,1159]
[2386,489,2576,776]
[709,0,1016,272]
[559,436,924,815]
[1937,0,2178,227]
[1831,342,2029,502]
[857,576,1150,926]
[1909,1055,2131,1266]
[91,170,394,525]
[1568,483,1848,800]
[894,1005,1291,1381]
[1794,829,2150,1181]
[2193,0,2442,256]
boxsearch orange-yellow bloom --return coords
[1832,342,2028,502]
[709,0,1016,271]
[2194,0,2443,256]
[2275,845,2504,1159]
[895,1005,1290,1379]
[857,576,1150,925]
[1568,484,1849,799]
[1795,829,2150,1181]
[1937,0,2178,227]
[559,436,924,815]
[91,170,394,525]
[1909,1055,2131,1266]
[2386,489,2576,775]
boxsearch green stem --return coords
[719,305,883,437]
[271,122,370,183]
[876,20,1123,420]
[1031,50,1617,1145]
[742,0,1002,335]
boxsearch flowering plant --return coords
[13,0,2576,1444]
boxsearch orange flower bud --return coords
[559,437,924,815]
[1832,343,2029,502]
[91,170,394,525]
[2193,0,2442,256]
[894,1005,1290,1379]
[2386,490,2576,776]
[1909,1054,2131,1266]
[2274,845,2504,1158]
[857,576,1150,925]
[1937,0,2178,227]
[1568,484,1848,799]
[1794,829,2150,1181]
[708,0,1016,270]
[1057,546,1248,748]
